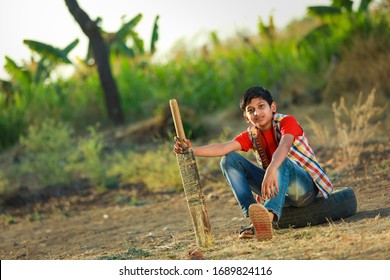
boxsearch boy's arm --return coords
[261,134,294,199]
[174,138,242,157]
[193,140,242,157]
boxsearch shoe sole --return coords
[248,204,273,241]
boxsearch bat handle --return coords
[169,99,188,148]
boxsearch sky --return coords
[0,0,333,79]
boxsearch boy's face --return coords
[243,97,276,131]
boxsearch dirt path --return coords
[0,186,244,259]
[1,142,389,260]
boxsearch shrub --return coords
[12,119,74,189]
[108,142,183,192]
[65,124,113,191]
[332,89,386,167]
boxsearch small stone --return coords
[188,249,205,260]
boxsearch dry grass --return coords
[307,89,387,170]
[205,215,390,260]
[100,201,390,260]
[332,89,386,167]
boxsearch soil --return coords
[0,141,389,260]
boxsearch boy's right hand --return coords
[173,136,192,154]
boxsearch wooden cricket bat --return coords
[169,99,212,248]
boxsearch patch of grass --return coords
[28,211,45,222]
[107,142,183,192]
[66,124,114,191]
[332,89,387,167]
[98,248,152,260]
[4,214,16,225]
[10,119,74,190]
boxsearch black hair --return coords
[239,86,273,111]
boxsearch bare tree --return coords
[65,0,124,124]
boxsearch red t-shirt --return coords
[234,115,303,158]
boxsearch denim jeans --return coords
[220,152,318,221]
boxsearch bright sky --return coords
[0,0,331,80]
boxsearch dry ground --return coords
[0,141,389,260]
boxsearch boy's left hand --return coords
[261,168,279,200]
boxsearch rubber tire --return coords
[275,187,357,229]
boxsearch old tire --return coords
[275,187,357,229]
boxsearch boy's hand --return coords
[261,168,279,200]
[173,136,192,154]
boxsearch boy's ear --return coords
[271,102,277,113]
[243,112,250,123]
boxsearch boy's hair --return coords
[240,86,273,111]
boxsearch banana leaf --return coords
[358,0,372,13]
[150,15,159,54]
[129,30,144,54]
[4,56,31,84]
[63,39,80,55]
[23,40,71,64]
[297,24,332,50]
[116,13,143,39]
[307,6,342,17]
[332,0,353,11]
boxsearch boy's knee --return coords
[220,152,238,168]
[277,158,294,175]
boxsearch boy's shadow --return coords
[347,207,390,221]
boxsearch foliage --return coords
[298,0,376,72]
[150,15,160,55]
[0,170,9,195]
[66,124,113,191]
[323,16,390,101]
[332,89,386,166]
[23,39,79,83]
[0,0,389,199]
[87,13,160,62]
[5,121,111,193]
[258,15,276,41]
[8,120,75,189]
[108,142,183,192]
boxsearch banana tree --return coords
[85,14,160,64]
[0,58,29,105]
[298,0,373,56]
[258,15,276,41]
[23,39,79,84]
[301,0,373,43]
[3,56,32,88]
[65,0,124,124]
[1,56,32,104]
[0,39,78,107]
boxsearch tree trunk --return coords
[64,0,124,124]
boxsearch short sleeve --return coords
[280,116,303,138]
[233,131,253,152]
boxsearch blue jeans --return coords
[220,152,318,221]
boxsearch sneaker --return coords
[248,204,273,241]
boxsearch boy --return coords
[173,86,333,241]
